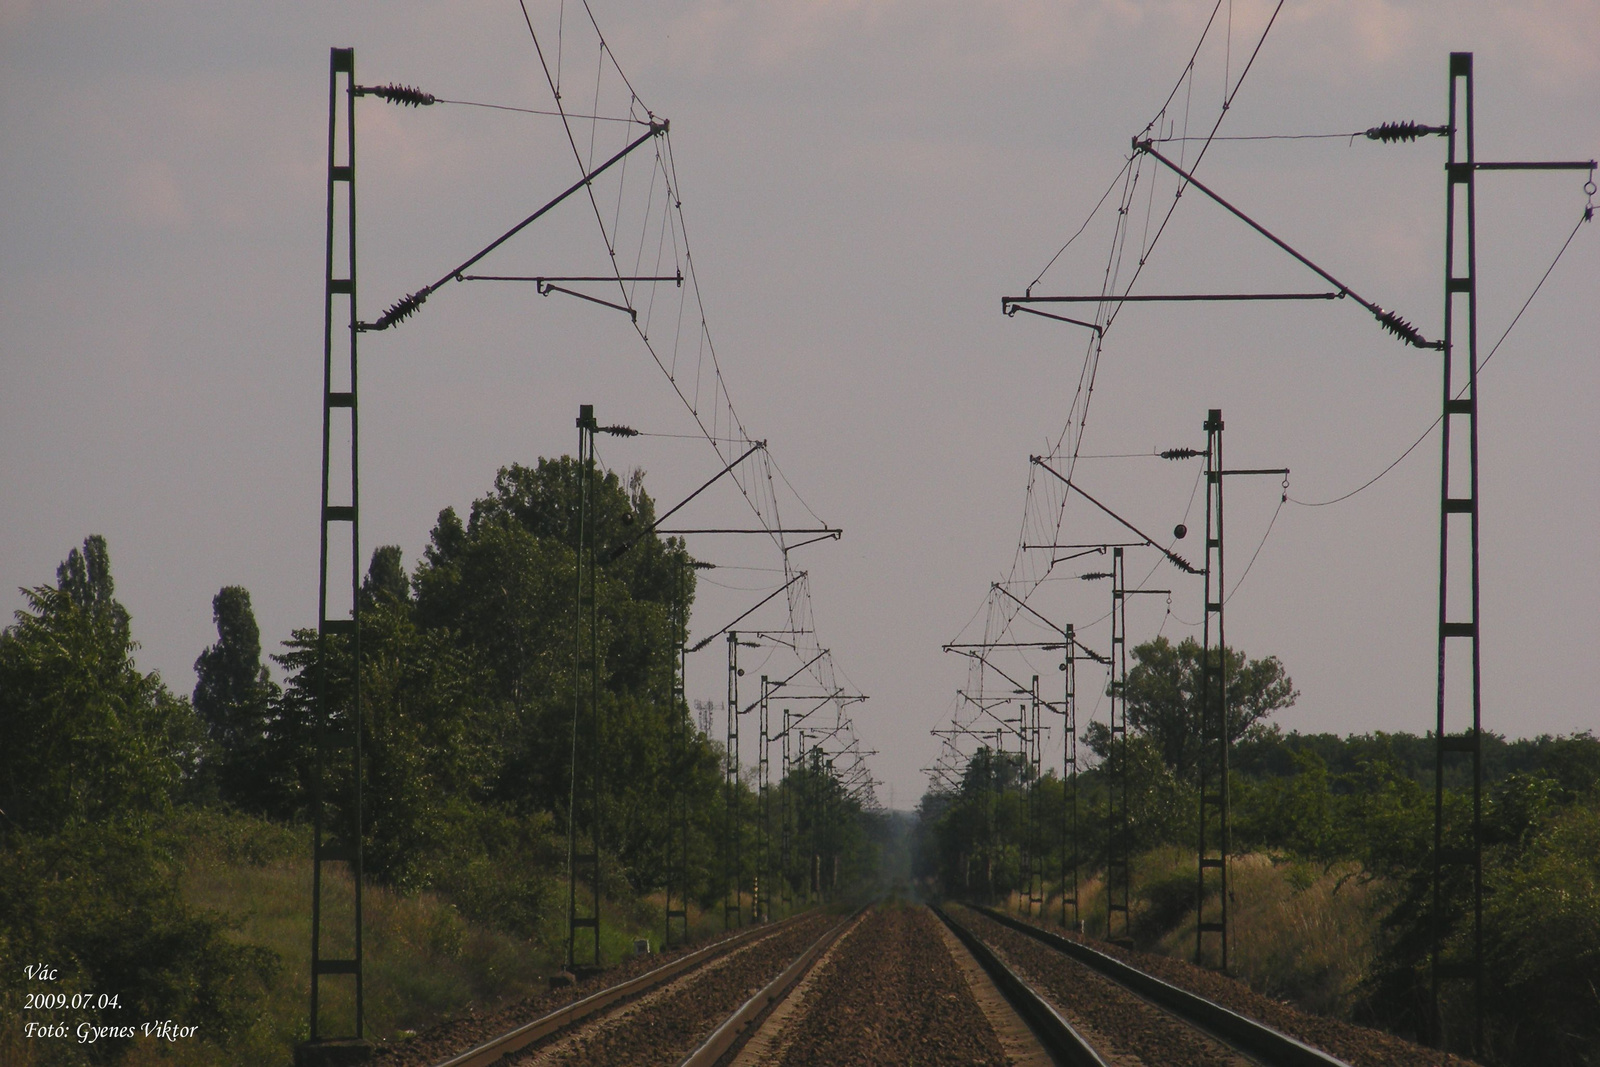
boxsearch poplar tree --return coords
[193,586,280,809]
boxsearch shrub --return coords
[0,820,276,1065]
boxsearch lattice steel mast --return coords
[1430,53,1593,1052]
[664,554,691,948]
[567,404,602,971]
[723,632,749,927]
[306,46,365,1065]
[1060,624,1080,931]
[1196,410,1228,969]
[1022,675,1046,917]
[1430,54,1486,1051]
[1106,547,1131,946]
[757,676,772,921]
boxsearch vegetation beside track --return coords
[1,457,888,1065]
[914,636,1600,1067]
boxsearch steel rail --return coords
[676,906,867,1067]
[429,910,814,1067]
[969,905,1354,1067]
[930,905,1110,1067]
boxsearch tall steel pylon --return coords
[780,705,793,912]
[1196,409,1228,970]
[567,404,602,972]
[756,676,772,921]
[1022,675,1045,917]
[663,553,690,948]
[1183,408,1286,971]
[723,632,746,927]
[1106,547,1132,946]
[1060,624,1080,932]
[1429,53,1594,1052]
[306,45,366,1063]
[1432,53,1484,1052]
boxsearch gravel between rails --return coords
[368,912,828,1067]
[774,904,1010,1067]
[990,910,1482,1067]
[512,912,837,1066]
[954,906,1249,1067]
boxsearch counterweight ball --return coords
[1173,524,1188,540]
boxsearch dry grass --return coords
[178,835,553,1064]
[999,848,1390,1020]
[1146,852,1389,1017]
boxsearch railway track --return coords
[392,900,1455,1067]
[692,900,1354,1067]
[403,908,845,1067]
[940,903,1356,1067]
[961,904,1352,1067]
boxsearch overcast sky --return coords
[3,1,1596,809]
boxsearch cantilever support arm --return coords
[362,121,667,331]
[773,690,850,740]
[1004,302,1105,335]
[537,282,636,320]
[1131,139,1441,349]
[741,649,830,715]
[1030,457,1202,575]
[654,528,841,537]
[955,690,1029,739]
[462,271,683,284]
[956,690,1022,713]
[947,648,1034,700]
[944,642,1064,650]
[986,583,1109,663]
[1008,292,1340,304]
[989,582,1064,636]
[607,442,766,562]
[687,571,805,652]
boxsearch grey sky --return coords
[2,1,1596,808]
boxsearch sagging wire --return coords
[1291,203,1593,507]
[437,96,645,122]
[1225,474,1288,604]
[1025,158,1136,296]
[1155,592,1173,638]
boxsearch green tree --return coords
[357,548,501,890]
[0,535,198,835]
[1234,749,1340,860]
[0,538,272,1065]
[410,459,713,893]
[0,822,276,1065]
[264,548,503,889]
[1477,797,1600,1065]
[1086,636,1297,781]
[265,457,729,906]
[193,586,280,810]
